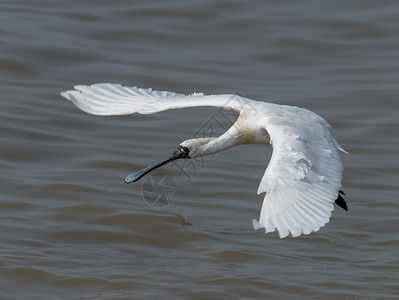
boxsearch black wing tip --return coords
[335,190,348,211]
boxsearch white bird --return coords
[61,83,348,238]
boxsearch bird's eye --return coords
[179,146,189,154]
[178,146,190,157]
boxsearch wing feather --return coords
[253,110,345,238]
[61,83,346,238]
[61,83,244,115]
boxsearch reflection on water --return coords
[1,0,398,298]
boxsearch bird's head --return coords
[180,137,216,158]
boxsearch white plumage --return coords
[61,83,348,238]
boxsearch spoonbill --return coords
[61,83,348,238]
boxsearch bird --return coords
[61,83,348,238]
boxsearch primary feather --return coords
[61,83,243,115]
[61,83,347,238]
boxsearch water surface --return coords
[1,1,398,299]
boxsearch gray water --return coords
[1,1,398,299]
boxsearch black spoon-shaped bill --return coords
[124,145,190,183]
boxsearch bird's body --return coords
[61,83,347,238]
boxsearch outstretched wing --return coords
[61,83,244,115]
[253,107,347,238]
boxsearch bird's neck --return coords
[196,127,242,157]
[193,110,270,157]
